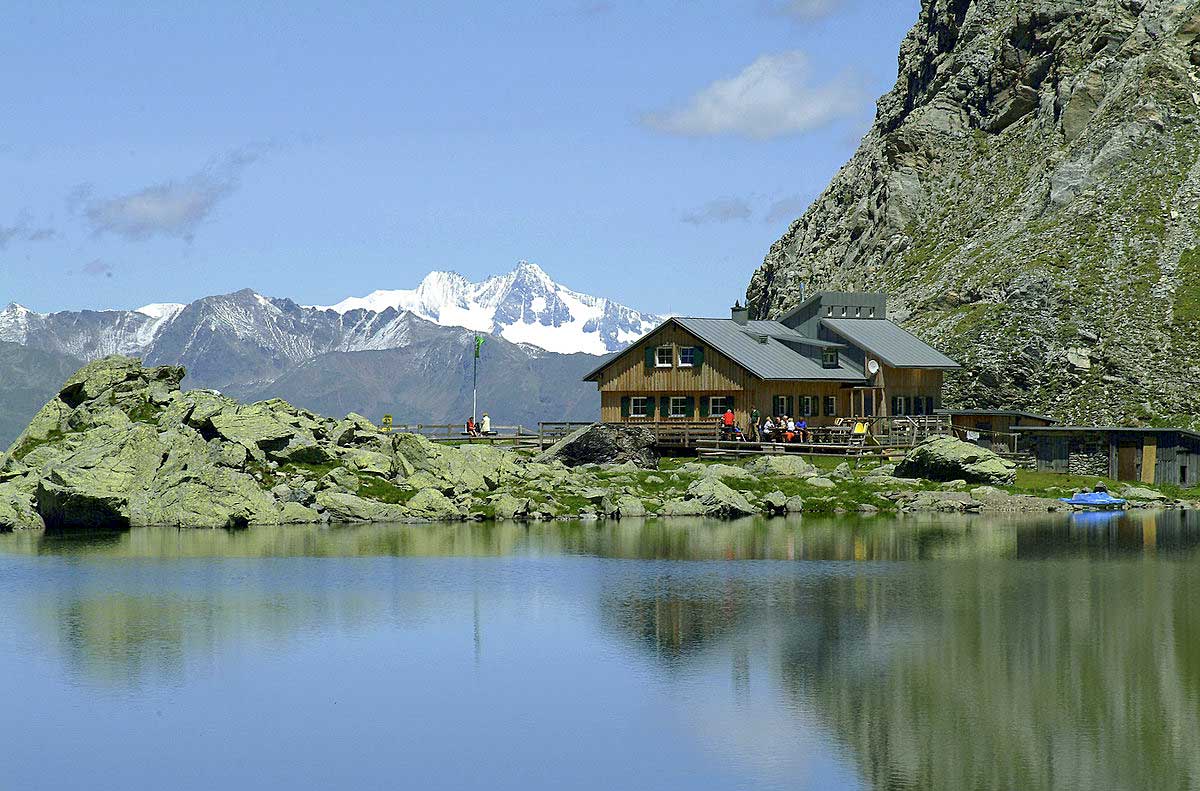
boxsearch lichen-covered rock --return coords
[806,477,837,489]
[896,436,1017,486]
[315,492,408,522]
[0,482,44,530]
[279,502,323,524]
[762,490,789,515]
[614,494,646,518]
[406,488,459,520]
[534,423,659,469]
[492,493,531,520]
[661,478,756,518]
[745,456,818,478]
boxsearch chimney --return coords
[731,301,749,325]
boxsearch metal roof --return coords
[670,318,865,381]
[935,408,1058,424]
[582,316,865,382]
[821,318,960,369]
[1014,425,1200,441]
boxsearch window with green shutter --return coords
[824,396,836,417]
[684,396,695,418]
[693,346,705,368]
[699,396,710,416]
[621,396,631,418]
[644,346,656,371]
[661,396,671,418]
[645,396,656,418]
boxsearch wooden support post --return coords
[1142,435,1158,484]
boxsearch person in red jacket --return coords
[722,407,735,439]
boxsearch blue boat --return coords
[1059,491,1127,510]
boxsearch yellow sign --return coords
[381,414,393,433]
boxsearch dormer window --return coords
[826,306,833,316]
[840,306,848,317]
[854,307,861,317]
[868,307,876,318]
[822,349,839,369]
[656,346,673,367]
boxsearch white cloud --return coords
[84,147,263,241]
[764,194,813,224]
[681,197,753,225]
[773,0,846,21]
[642,51,862,140]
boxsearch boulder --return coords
[319,467,360,492]
[0,482,45,530]
[279,502,323,524]
[315,491,408,522]
[406,488,459,520]
[661,478,756,518]
[785,495,805,513]
[1122,486,1168,502]
[806,477,837,489]
[895,436,1017,486]
[493,493,531,520]
[762,490,789,515]
[614,494,647,518]
[744,455,818,478]
[534,423,658,469]
[339,447,394,477]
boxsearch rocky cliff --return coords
[747,0,1200,426]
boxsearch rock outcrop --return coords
[896,436,1017,486]
[0,356,521,530]
[534,423,659,468]
[747,1,1200,428]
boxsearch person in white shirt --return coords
[481,413,491,435]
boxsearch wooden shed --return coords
[1016,426,1200,487]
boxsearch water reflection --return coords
[2,510,1199,790]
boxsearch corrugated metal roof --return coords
[821,318,960,369]
[1015,425,1200,441]
[673,318,865,381]
[936,408,1057,424]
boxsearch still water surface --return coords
[2,511,1198,791]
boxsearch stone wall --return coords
[1067,433,1109,478]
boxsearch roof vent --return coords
[731,301,749,325]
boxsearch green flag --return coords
[474,335,485,358]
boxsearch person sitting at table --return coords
[466,417,480,437]
[784,416,796,443]
[797,417,809,443]
[762,416,775,441]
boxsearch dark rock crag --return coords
[747,0,1200,427]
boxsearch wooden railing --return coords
[950,423,1020,455]
[868,415,952,446]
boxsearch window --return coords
[679,347,696,367]
[854,307,861,317]
[840,306,847,317]
[709,396,729,416]
[772,395,793,417]
[630,397,649,418]
[822,349,839,368]
[669,396,689,418]
[824,396,836,417]
[825,306,833,317]
[868,307,876,318]
[799,396,818,417]
[656,346,673,367]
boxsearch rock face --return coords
[896,436,1017,486]
[747,1,1200,428]
[534,423,659,468]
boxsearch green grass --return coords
[10,429,67,462]
[127,400,165,425]
[356,475,419,504]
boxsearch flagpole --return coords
[473,343,478,423]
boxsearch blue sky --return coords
[2,0,919,317]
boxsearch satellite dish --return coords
[866,359,880,376]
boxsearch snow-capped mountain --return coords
[315,261,662,355]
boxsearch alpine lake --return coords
[2,510,1197,791]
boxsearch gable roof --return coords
[583,317,865,382]
[821,318,960,369]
